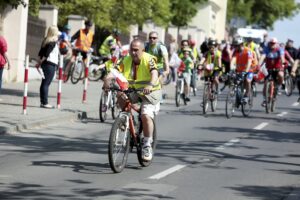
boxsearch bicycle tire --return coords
[88,63,103,81]
[71,61,83,84]
[202,84,209,114]
[252,83,257,97]
[137,117,157,167]
[175,81,181,107]
[225,86,236,119]
[271,87,277,112]
[99,92,108,122]
[211,92,218,112]
[284,75,293,96]
[111,92,119,119]
[162,73,172,85]
[241,88,253,117]
[108,116,130,173]
[265,81,272,114]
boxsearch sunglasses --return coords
[149,37,157,40]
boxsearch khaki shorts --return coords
[128,89,161,119]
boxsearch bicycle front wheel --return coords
[202,84,209,114]
[241,89,253,117]
[71,61,83,84]
[265,81,273,114]
[111,92,120,119]
[225,86,236,119]
[108,117,130,173]
[211,92,218,112]
[175,81,181,107]
[284,75,293,96]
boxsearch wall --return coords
[2,0,29,83]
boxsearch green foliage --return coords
[170,0,208,27]
[0,0,26,13]
[227,0,300,29]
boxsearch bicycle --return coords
[108,88,157,173]
[264,69,280,113]
[175,75,187,107]
[99,83,119,122]
[225,72,253,118]
[69,50,85,84]
[283,67,294,96]
[202,77,218,114]
[88,55,105,81]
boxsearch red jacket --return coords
[0,36,8,67]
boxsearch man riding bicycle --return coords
[202,39,222,94]
[258,37,285,106]
[63,20,94,82]
[291,50,300,102]
[99,29,122,61]
[104,39,161,161]
[231,37,254,102]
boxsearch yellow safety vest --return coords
[99,35,116,56]
[119,52,161,90]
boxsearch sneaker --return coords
[142,146,153,161]
[261,100,266,107]
[185,97,191,102]
[242,97,248,104]
[41,104,54,109]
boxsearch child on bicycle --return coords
[177,47,194,102]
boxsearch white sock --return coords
[143,137,152,147]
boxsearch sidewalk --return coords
[0,76,178,135]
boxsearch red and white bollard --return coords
[23,55,29,115]
[57,55,63,109]
[82,55,90,103]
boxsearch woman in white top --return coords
[36,26,59,108]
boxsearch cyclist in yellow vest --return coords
[63,20,94,81]
[104,39,161,161]
[244,37,261,61]
[99,29,122,60]
[203,39,223,94]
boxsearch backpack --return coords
[144,41,165,58]
[59,41,69,55]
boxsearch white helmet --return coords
[269,37,278,44]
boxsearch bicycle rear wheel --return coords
[71,61,83,84]
[108,116,130,173]
[225,86,236,119]
[175,81,181,107]
[137,117,157,167]
[284,75,293,96]
[111,91,120,119]
[202,84,209,114]
[99,92,109,122]
[241,89,253,117]
[88,64,103,81]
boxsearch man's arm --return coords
[161,45,169,75]
[4,52,10,70]
[71,30,80,43]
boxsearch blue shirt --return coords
[59,32,71,42]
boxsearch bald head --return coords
[130,39,143,64]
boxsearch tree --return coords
[227,0,300,29]
[170,0,208,27]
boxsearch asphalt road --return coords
[0,84,299,200]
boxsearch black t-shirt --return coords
[286,46,298,60]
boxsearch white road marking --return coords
[215,139,240,150]
[148,165,186,180]
[292,102,299,106]
[277,112,288,117]
[215,146,225,150]
[253,122,269,130]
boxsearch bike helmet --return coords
[63,24,71,31]
[189,39,196,46]
[208,39,217,47]
[112,28,121,36]
[269,37,278,44]
[233,37,244,46]
[84,20,93,27]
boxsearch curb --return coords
[0,109,94,135]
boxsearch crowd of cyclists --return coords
[56,19,300,165]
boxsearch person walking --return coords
[0,35,11,99]
[36,26,59,108]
